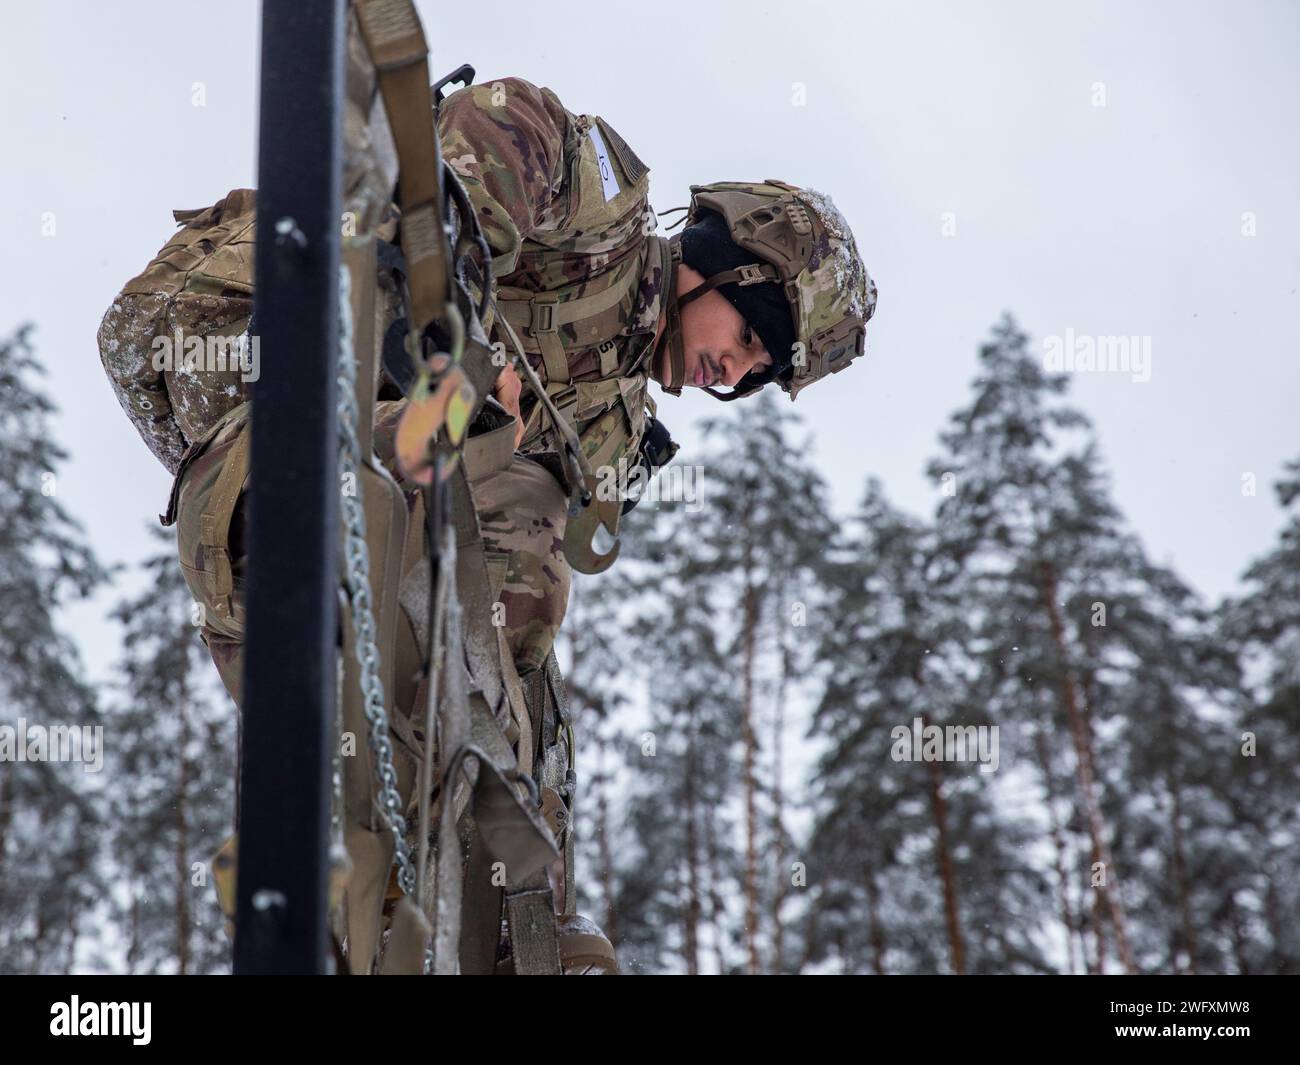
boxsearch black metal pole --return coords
[234,0,345,975]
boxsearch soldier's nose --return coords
[719,353,744,386]
[722,350,757,385]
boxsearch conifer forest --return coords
[3,316,1294,975]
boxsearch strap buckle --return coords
[737,263,767,286]
[431,62,475,107]
[531,301,556,334]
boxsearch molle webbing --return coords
[122,190,258,300]
[494,250,646,386]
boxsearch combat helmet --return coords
[659,179,877,401]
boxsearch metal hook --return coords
[562,473,621,574]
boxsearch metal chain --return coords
[336,264,416,897]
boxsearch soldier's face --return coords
[656,264,773,390]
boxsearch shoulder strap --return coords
[353,0,449,338]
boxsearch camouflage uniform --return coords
[98,20,871,969]
[100,74,666,706]
[406,75,667,672]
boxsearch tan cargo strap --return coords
[544,652,578,916]
[531,300,572,388]
[354,0,448,337]
[504,873,563,975]
[458,822,504,974]
[199,423,252,620]
[450,459,534,775]
[495,927,618,975]
[379,897,433,975]
[530,654,575,917]
[430,541,472,975]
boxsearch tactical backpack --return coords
[98,190,257,476]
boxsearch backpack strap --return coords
[353,0,449,337]
[544,651,578,916]
[504,871,563,975]
[458,821,504,974]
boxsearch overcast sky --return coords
[3,0,1297,682]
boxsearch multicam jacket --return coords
[98,76,669,496]
[438,76,668,478]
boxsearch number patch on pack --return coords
[587,125,622,203]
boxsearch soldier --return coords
[98,55,875,973]
[416,75,877,675]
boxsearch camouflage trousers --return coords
[166,403,619,970]
[166,400,572,733]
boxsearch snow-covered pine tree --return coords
[1085,538,1245,975]
[0,325,109,973]
[925,314,1136,972]
[1219,455,1300,972]
[601,497,745,974]
[693,392,836,974]
[564,525,650,955]
[106,525,237,973]
[805,479,1051,974]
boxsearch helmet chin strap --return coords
[702,379,764,402]
[658,237,773,401]
[658,241,688,396]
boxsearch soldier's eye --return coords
[742,324,755,346]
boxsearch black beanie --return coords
[678,210,797,377]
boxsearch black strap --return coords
[676,262,778,309]
[375,239,416,392]
[702,376,767,402]
[382,319,414,393]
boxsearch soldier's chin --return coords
[653,346,676,389]
[653,346,696,390]
[682,350,703,388]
